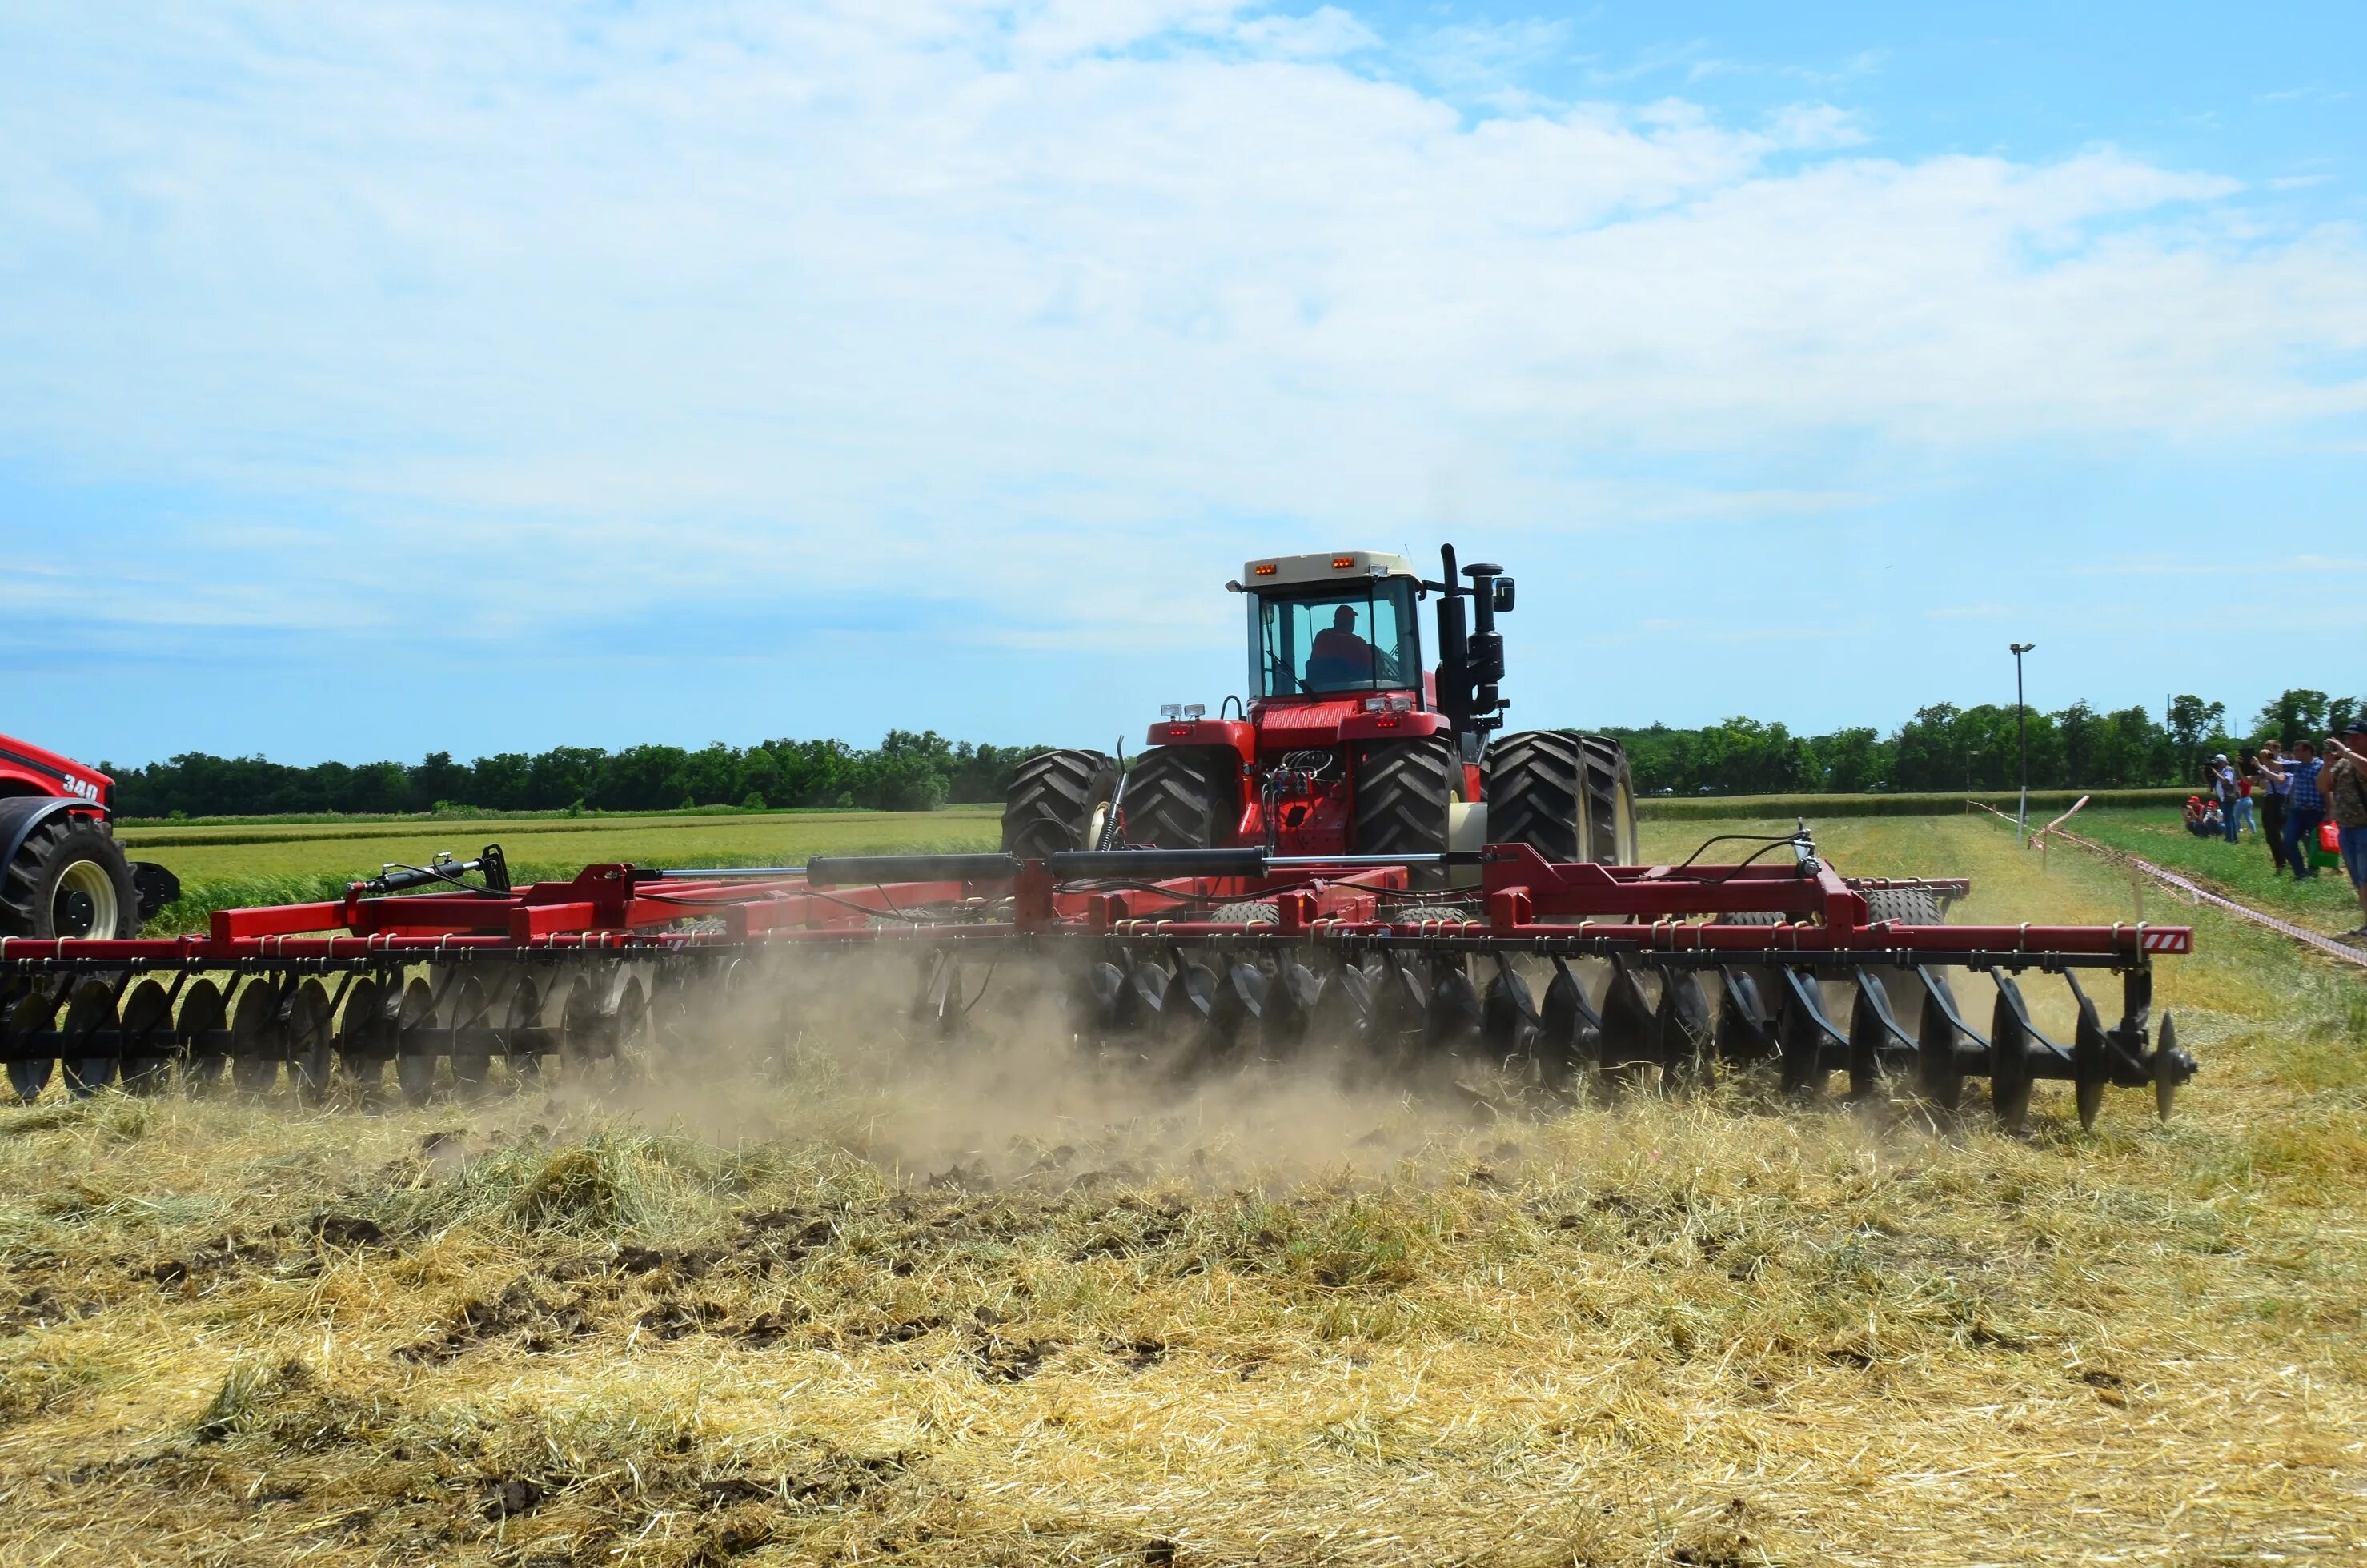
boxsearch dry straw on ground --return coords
[1,816,2362,1566]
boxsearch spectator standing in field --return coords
[2263,740,2327,880]
[2257,740,2293,873]
[2233,749,2258,838]
[2209,753,2241,843]
[2325,723,2367,939]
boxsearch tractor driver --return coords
[1306,604,1397,688]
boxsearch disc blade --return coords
[1481,960,1538,1057]
[1426,961,1482,1050]
[2069,976,2108,1132]
[1988,977,2036,1133]
[1599,959,1657,1076]
[1715,967,1775,1065]
[60,980,118,1098]
[1656,969,1713,1090]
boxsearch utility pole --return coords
[2011,643,2036,844]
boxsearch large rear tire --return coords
[1,813,139,939]
[1001,750,1119,860]
[1578,735,1639,866]
[1354,736,1454,859]
[1118,747,1238,849]
[1481,732,1639,866]
[1485,730,1584,864]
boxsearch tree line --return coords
[106,732,1052,818]
[1607,688,2361,796]
[101,688,2361,818]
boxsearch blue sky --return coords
[2,2,2361,768]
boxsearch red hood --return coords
[0,732,114,805]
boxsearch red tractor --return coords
[1002,545,1636,876]
[0,734,179,940]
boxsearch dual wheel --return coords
[1000,730,1638,868]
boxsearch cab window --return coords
[1254,578,1419,697]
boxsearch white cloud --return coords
[0,1,2361,651]
[1232,6,1377,59]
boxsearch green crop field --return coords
[3,812,2363,1563]
[129,805,1005,936]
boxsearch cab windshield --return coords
[1254,577,1421,698]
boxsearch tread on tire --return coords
[1354,737,1454,867]
[1001,750,1119,860]
[1118,747,1237,849]
[1,813,139,940]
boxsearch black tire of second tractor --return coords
[0,813,140,940]
[1485,730,1639,865]
[1001,749,1119,860]
[1120,747,1238,848]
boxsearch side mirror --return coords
[1492,577,1515,612]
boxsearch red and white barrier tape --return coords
[1968,800,2367,970]
[2120,856,2367,969]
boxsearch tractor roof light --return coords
[1183,704,1206,720]
[1161,704,1184,720]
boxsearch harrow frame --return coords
[0,831,2197,1131]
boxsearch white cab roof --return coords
[1242,550,1419,590]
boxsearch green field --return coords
[121,804,1003,876]
[134,805,1005,935]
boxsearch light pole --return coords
[2010,642,2036,844]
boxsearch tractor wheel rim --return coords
[54,860,119,939]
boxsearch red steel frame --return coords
[0,846,2192,969]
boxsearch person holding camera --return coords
[2260,740,2327,880]
[2325,723,2367,940]
[2256,740,2293,873]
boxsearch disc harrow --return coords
[0,832,2197,1131]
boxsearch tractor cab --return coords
[1239,551,1428,709]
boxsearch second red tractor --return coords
[1002,544,1636,877]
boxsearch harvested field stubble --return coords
[2,818,2363,1565]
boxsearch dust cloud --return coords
[584,952,1526,1189]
